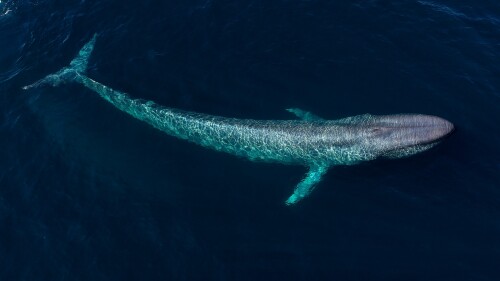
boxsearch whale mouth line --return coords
[374,114,454,159]
[393,114,454,141]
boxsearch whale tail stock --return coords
[22,33,97,90]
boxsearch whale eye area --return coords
[369,127,392,138]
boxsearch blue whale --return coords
[23,35,454,205]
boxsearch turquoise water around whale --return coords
[1,0,499,280]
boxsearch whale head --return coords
[358,114,454,159]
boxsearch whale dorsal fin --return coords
[286,108,324,121]
[285,165,329,205]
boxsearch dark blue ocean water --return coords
[1,0,499,280]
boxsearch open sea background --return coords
[1,0,499,280]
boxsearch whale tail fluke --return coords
[22,33,97,90]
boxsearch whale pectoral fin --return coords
[286,108,324,121]
[286,165,329,205]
